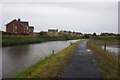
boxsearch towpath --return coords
[63,40,103,78]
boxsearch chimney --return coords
[18,18,20,22]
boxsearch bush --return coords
[2,37,43,47]
[21,32,28,35]
[2,31,13,35]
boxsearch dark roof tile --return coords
[20,22,29,26]
[29,26,34,29]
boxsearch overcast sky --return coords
[0,0,119,34]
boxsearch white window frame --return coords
[15,26,17,29]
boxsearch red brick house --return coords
[6,18,34,35]
[47,29,58,36]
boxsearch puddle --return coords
[87,49,91,52]
[101,45,120,56]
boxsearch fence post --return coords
[90,37,92,46]
[104,41,106,53]
[94,40,96,46]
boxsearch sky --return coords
[0,0,119,34]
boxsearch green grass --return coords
[87,39,118,78]
[16,40,85,78]
[93,39,119,46]
[2,35,83,47]
[2,37,44,47]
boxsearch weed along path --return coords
[63,40,103,78]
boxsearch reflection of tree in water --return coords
[2,45,31,78]
[6,45,30,58]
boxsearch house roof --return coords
[5,19,17,26]
[49,29,55,33]
[73,31,75,33]
[29,26,34,29]
[20,22,29,26]
[64,30,67,33]
[79,33,82,34]
[6,19,29,27]
[48,29,57,31]
[68,31,72,33]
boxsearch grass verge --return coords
[87,39,118,78]
[2,35,83,47]
[16,40,85,78]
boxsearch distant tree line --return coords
[2,31,120,39]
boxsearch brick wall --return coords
[6,20,28,34]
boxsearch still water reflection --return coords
[101,45,120,56]
[2,40,80,78]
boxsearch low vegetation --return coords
[91,36,119,45]
[16,40,85,78]
[2,37,44,47]
[87,37,118,78]
[2,33,83,47]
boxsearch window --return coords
[27,27,28,30]
[15,26,17,29]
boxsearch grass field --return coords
[87,39,118,78]
[16,40,85,78]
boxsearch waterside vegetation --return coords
[16,40,85,78]
[2,33,83,47]
[87,36,119,78]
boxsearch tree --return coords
[84,34,91,38]
[39,31,47,36]
[61,33,69,38]
[100,33,117,36]
[21,32,28,35]
[92,32,97,36]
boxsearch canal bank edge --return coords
[16,39,86,78]
[87,39,118,78]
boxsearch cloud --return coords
[2,2,118,34]
[1,0,119,2]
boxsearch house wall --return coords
[72,32,76,36]
[47,30,52,36]
[59,31,63,35]
[29,29,34,35]
[48,29,58,36]
[6,20,29,34]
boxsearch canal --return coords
[2,39,80,78]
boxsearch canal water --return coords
[2,39,81,78]
[101,45,120,56]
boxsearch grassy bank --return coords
[2,35,83,47]
[91,36,119,46]
[16,40,85,78]
[2,37,44,47]
[87,39,118,78]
